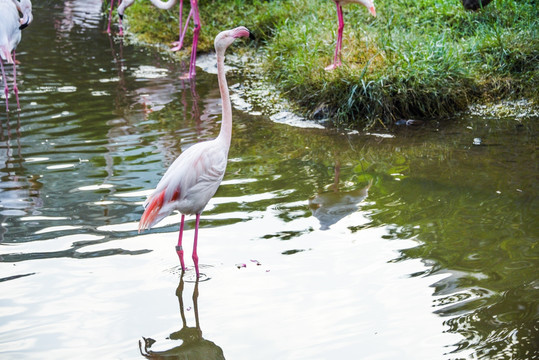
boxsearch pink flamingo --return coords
[0,0,33,112]
[325,0,376,71]
[138,26,254,278]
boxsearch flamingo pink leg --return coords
[12,51,19,111]
[176,214,186,271]
[0,58,9,112]
[118,0,124,37]
[171,7,192,51]
[192,213,201,277]
[171,0,185,50]
[106,0,115,34]
[326,2,344,71]
[188,0,200,78]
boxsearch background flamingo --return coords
[0,0,33,112]
[138,26,254,278]
[113,0,201,78]
[325,0,376,71]
[108,1,177,37]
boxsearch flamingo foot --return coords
[179,72,194,80]
[176,245,186,271]
[324,63,341,71]
[170,44,182,52]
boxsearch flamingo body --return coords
[139,137,228,229]
[139,26,254,277]
[326,0,376,71]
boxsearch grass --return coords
[107,0,539,129]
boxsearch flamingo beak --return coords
[19,15,31,30]
[369,6,377,17]
[234,26,255,40]
[119,14,124,20]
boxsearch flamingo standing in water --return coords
[138,26,254,278]
[113,0,201,78]
[325,0,376,71]
[113,0,177,37]
[0,0,33,112]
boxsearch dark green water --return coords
[0,1,537,359]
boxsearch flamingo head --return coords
[18,0,33,29]
[214,26,255,54]
[118,0,136,20]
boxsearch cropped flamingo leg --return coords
[192,213,201,277]
[188,0,200,78]
[118,0,125,37]
[325,2,344,71]
[171,0,189,51]
[0,58,9,112]
[176,214,186,271]
[106,0,115,34]
[12,51,19,111]
[171,6,193,51]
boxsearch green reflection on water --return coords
[1,0,537,357]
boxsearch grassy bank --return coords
[111,0,538,128]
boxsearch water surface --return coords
[0,1,537,359]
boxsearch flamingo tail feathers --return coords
[138,188,181,233]
[138,190,166,233]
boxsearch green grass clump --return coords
[106,0,539,128]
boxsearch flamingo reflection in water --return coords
[139,275,225,360]
[0,113,42,242]
[309,160,372,230]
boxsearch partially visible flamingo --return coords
[106,0,122,35]
[138,26,254,278]
[0,0,33,112]
[115,0,201,78]
[170,0,202,79]
[325,0,376,71]
[115,0,177,38]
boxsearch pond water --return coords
[0,1,537,359]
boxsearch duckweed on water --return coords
[108,0,538,128]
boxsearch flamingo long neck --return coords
[216,51,232,147]
[148,0,177,10]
